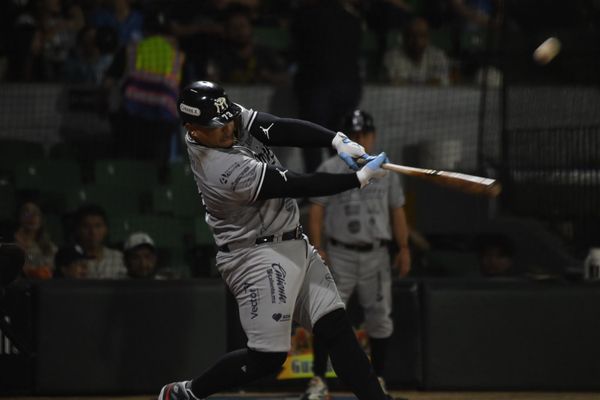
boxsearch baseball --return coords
[533,37,561,65]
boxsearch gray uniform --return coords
[311,156,405,338]
[186,106,344,352]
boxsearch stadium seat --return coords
[13,160,82,192]
[0,140,45,175]
[167,161,196,188]
[151,185,201,217]
[182,216,214,247]
[65,185,141,216]
[109,215,185,249]
[0,182,16,220]
[94,160,158,191]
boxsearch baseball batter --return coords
[302,110,411,400]
[158,81,394,400]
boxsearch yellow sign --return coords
[277,326,370,380]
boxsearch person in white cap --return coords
[123,232,158,279]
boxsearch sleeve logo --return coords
[179,103,201,116]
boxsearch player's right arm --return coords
[256,152,388,199]
[247,112,368,170]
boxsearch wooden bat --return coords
[380,162,501,197]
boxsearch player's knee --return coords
[313,308,352,344]
[247,349,287,376]
[364,312,394,338]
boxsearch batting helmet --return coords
[177,81,242,127]
[341,109,375,133]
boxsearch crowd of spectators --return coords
[0,0,501,86]
[1,199,168,280]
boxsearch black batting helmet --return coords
[177,81,242,127]
[341,109,376,133]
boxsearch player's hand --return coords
[356,152,388,188]
[332,132,367,170]
[394,247,411,277]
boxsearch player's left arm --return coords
[391,206,411,277]
[248,112,367,170]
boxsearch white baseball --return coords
[533,37,561,65]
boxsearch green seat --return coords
[0,140,45,175]
[66,185,140,216]
[152,185,201,217]
[109,215,185,249]
[0,182,16,220]
[14,160,82,192]
[182,216,214,246]
[94,160,158,191]
[168,161,196,188]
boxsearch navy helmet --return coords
[177,81,242,127]
[341,109,376,133]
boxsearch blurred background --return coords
[0,0,599,397]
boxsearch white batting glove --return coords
[332,132,367,171]
[356,152,388,188]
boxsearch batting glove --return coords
[356,152,388,188]
[332,132,367,171]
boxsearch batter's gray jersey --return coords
[311,156,405,244]
[185,106,344,352]
[186,105,299,248]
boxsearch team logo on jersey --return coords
[242,281,260,319]
[259,123,274,139]
[179,103,201,116]
[214,97,228,114]
[266,263,287,304]
[276,168,288,182]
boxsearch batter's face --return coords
[186,121,236,148]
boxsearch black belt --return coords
[329,238,389,252]
[218,226,303,252]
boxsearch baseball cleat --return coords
[299,376,331,400]
[158,381,202,400]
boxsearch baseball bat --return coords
[381,162,501,197]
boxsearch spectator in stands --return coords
[73,204,126,279]
[63,25,118,84]
[383,17,450,85]
[13,200,57,279]
[54,244,89,279]
[104,10,185,174]
[30,0,85,81]
[123,232,158,279]
[291,0,363,172]
[206,6,289,85]
[476,233,516,277]
[89,0,143,48]
[362,0,416,79]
